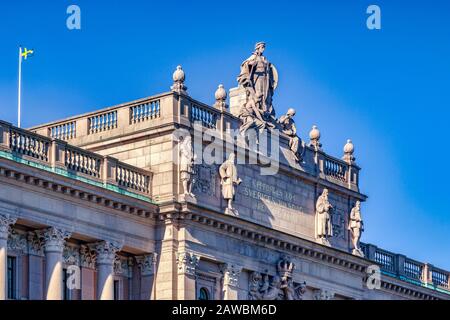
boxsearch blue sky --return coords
[0,0,449,269]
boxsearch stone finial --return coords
[171,65,188,94]
[309,125,322,150]
[343,139,355,164]
[214,84,228,111]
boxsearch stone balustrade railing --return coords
[0,120,152,196]
[30,95,163,141]
[8,125,51,162]
[190,103,219,129]
[27,92,359,191]
[50,121,76,140]
[361,243,450,291]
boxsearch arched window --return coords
[198,287,210,300]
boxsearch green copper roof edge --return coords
[382,270,450,295]
[0,150,155,204]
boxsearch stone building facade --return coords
[0,49,449,300]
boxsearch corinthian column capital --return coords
[0,214,17,240]
[176,252,199,276]
[39,227,72,253]
[136,254,157,276]
[220,263,243,288]
[92,241,123,266]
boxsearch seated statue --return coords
[278,108,303,162]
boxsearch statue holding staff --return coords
[348,201,365,257]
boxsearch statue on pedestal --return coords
[237,42,279,135]
[179,135,196,199]
[348,201,364,257]
[219,153,242,215]
[278,108,303,162]
[315,189,333,246]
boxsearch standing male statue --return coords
[278,108,303,162]
[348,201,364,257]
[237,42,279,133]
[219,153,242,215]
[179,135,196,198]
[315,189,333,245]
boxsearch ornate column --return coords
[93,241,122,300]
[220,263,242,300]
[176,252,199,300]
[40,227,72,300]
[136,254,157,300]
[0,214,17,300]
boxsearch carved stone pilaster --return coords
[313,289,335,300]
[27,231,44,256]
[39,227,72,253]
[176,252,199,276]
[128,257,134,278]
[80,245,97,269]
[136,254,156,276]
[220,263,243,288]
[63,244,80,266]
[92,241,122,266]
[7,229,27,254]
[114,255,130,276]
[0,214,17,240]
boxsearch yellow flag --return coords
[21,48,34,60]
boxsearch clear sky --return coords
[0,0,449,269]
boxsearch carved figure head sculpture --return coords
[286,108,296,118]
[254,42,266,55]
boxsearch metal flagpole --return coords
[17,46,22,128]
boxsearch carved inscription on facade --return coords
[241,178,303,213]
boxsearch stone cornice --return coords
[0,159,159,221]
[158,202,371,275]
